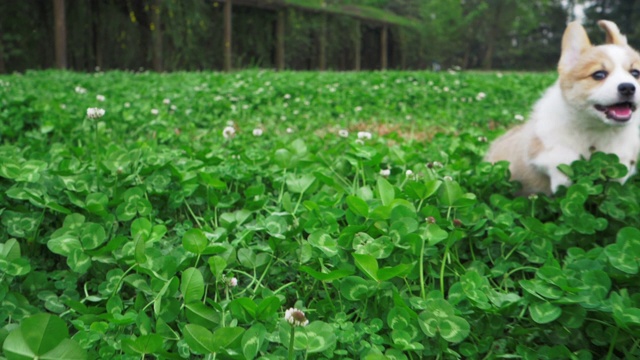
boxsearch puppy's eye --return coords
[631,69,640,78]
[592,71,608,80]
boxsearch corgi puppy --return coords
[485,20,640,195]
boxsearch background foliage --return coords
[2,0,636,72]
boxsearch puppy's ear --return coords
[598,20,628,45]
[559,21,591,72]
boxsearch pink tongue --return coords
[609,104,632,118]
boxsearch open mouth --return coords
[594,102,637,122]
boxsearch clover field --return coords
[2,69,640,359]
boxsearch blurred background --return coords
[0,0,638,73]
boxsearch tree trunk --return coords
[380,25,388,70]
[53,0,67,69]
[224,0,232,71]
[152,0,163,72]
[353,21,361,71]
[481,2,503,70]
[276,9,285,71]
[318,13,327,71]
[0,17,6,73]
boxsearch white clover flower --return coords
[170,105,177,111]
[497,72,504,78]
[286,127,294,134]
[444,175,453,181]
[86,107,105,119]
[373,85,380,90]
[338,129,349,138]
[380,169,391,177]
[284,94,291,99]
[223,126,236,139]
[405,115,412,121]
[476,92,487,101]
[285,308,309,327]
[124,102,131,108]
[75,86,87,94]
[242,104,250,110]
[163,98,171,105]
[357,131,372,140]
[253,128,263,137]
[514,114,525,121]
[60,104,66,110]
[228,277,238,287]
[354,106,363,112]
[151,108,159,115]
[405,169,414,177]
[443,86,450,92]
[96,94,106,102]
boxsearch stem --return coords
[440,245,449,295]
[606,327,619,360]
[110,263,137,298]
[420,234,426,299]
[288,325,296,360]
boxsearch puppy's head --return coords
[558,20,640,126]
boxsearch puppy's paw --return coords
[550,173,572,194]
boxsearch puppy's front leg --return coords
[530,147,580,194]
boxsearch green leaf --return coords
[80,223,106,250]
[241,324,266,360]
[346,195,369,218]
[183,324,216,354]
[182,228,208,255]
[377,263,413,281]
[286,173,315,193]
[131,218,152,243]
[256,296,281,321]
[339,276,374,301]
[2,238,21,261]
[181,267,204,304]
[529,301,562,324]
[438,179,463,207]
[353,253,379,282]
[299,266,353,281]
[2,313,87,360]
[134,235,147,264]
[377,177,395,206]
[208,256,227,279]
[307,231,339,257]
[211,327,244,352]
[438,316,470,343]
[68,248,91,274]
[123,334,164,354]
[185,302,221,327]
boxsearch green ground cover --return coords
[1,69,640,359]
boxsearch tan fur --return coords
[599,20,627,46]
[485,125,549,195]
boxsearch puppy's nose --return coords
[618,82,636,96]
